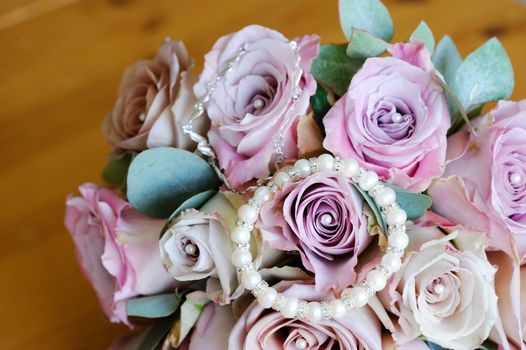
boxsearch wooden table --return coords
[1,0,525,348]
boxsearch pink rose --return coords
[429,100,526,262]
[229,281,383,349]
[258,173,372,292]
[378,223,498,350]
[194,25,320,187]
[64,183,178,326]
[103,39,206,153]
[487,251,526,350]
[323,41,450,191]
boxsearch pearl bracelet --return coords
[230,154,409,322]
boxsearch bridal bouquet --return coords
[64,0,526,349]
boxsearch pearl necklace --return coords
[231,154,409,321]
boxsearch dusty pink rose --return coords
[258,173,372,292]
[229,281,383,349]
[323,40,450,191]
[429,100,526,262]
[378,223,498,350]
[194,25,320,187]
[103,39,205,153]
[64,183,178,326]
[488,251,526,350]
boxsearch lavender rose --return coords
[378,224,498,350]
[229,282,383,349]
[103,39,206,153]
[64,183,178,326]
[429,100,526,262]
[323,41,450,191]
[258,173,372,292]
[194,25,319,187]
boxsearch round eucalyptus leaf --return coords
[127,147,221,218]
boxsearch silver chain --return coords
[183,40,303,190]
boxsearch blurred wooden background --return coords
[1,0,525,348]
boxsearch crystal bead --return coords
[309,157,319,173]
[237,262,255,272]
[297,300,308,319]
[233,242,250,250]
[321,301,331,320]
[273,294,286,312]
[368,182,385,197]
[251,280,269,297]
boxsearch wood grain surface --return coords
[1,0,525,348]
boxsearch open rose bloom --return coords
[65,1,526,349]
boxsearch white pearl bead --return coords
[293,159,311,178]
[254,186,272,203]
[386,208,407,226]
[434,283,445,294]
[341,158,359,178]
[388,231,409,249]
[241,270,261,290]
[381,253,402,272]
[374,187,396,207]
[318,154,335,172]
[392,112,403,123]
[348,287,369,308]
[359,171,379,191]
[281,296,299,318]
[274,171,292,188]
[238,204,258,224]
[231,227,251,243]
[330,299,346,319]
[320,214,333,226]
[307,301,322,322]
[510,172,522,185]
[366,270,387,291]
[184,243,197,255]
[257,287,278,308]
[253,98,264,110]
[231,250,252,267]
[295,338,307,349]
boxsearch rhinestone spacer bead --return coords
[237,262,255,273]
[386,246,405,257]
[235,220,254,231]
[321,301,331,320]
[251,280,269,297]
[351,167,366,183]
[297,300,308,319]
[289,40,299,51]
[342,293,355,312]
[233,242,250,251]
[267,181,278,193]
[377,264,392,277]
[248,198,262,210]
[382,202,400,215]
[388,224,406,234]
[368,182,385,197]
[273,294,286,312]
[333,157,342,172]
[288,168,300,182]
[360,280,375,297]
[309,158,319,173]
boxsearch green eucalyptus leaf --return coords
[452,38,514,112]
[392,188,432,220]
[410,21,435,53]
[311,44,365,96]
[102,152,135,187]
[338,0,394,42]
[433,35,462,87]
[310,84,332,134]
[127,147,221,218]
[160,190,217,237]
[346,29,391,59]
[353,184,388,234]
[137,316,176,350]
[126,293,181,318]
